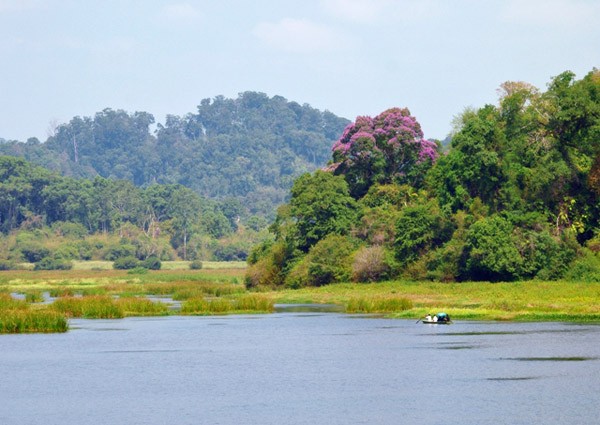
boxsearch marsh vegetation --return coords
[2,263,600,333]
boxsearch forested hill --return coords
[0,92,350,218]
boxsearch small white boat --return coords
[419,312,452,324]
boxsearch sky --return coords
[1,0,599,142]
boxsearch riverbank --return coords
[267,280,600,322]
[2,264,600,332]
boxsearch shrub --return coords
[127,267,149,275]
[352,245,392,282]
[104,243,136,261]
[113,256,141,270]
[51,221,88,239]
[285,235,357,287]
[462,215,522,281]
[0,260,16,271]
[141,256,161,270]
[34,257,73,271]
[189,260,203,270]
[20,243,51,263]
[564,250,600,282]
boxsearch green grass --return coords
[0,310,68,333]
[181,294,274,315]
[115,297,169,316]
[52,296,124,319]
[345,295,413,313]
[268,279,600,321]
[3,266,600,324]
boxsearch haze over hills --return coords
[0,91,350,219]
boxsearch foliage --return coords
[33,257,73,271]
[462,215,523,281]
[112,256,141,270]
[329,108,439,198]
[285,235,358,288]
[0,94,348,220]
[141,256,161,270]
[290,171,358,252]
[351,245,394,282]
[189,260,203,270]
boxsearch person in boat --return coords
[436,312,450,322]
[424,313,432,322]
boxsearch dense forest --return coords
[0,155,266,267]
[246,70,600,287]
[0,92,349,219]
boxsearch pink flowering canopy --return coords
[329,108,439,197]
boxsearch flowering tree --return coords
[328,108,438,198]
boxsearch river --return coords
[1,311,599,425]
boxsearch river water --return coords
[1,311,599,425]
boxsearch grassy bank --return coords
[267,280,600,321]
[2,264,600,329]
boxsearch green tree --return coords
[289,171,359,251]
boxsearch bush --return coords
[33,257,73,271]
[20,243,51,263]
[0,260,17,271]
[285,235,358,287]
[127,267,149,275]
[463,215,522,281]
[104,243,136,261]
[352,245,393,282]
[189,260,203,270]
[141,256,161,270]
[113,256,141,270]
[564,250,600,282]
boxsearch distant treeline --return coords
[0,91,350,219]
[247,70,600,286]
[0,155,267,265]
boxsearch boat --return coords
[422,318,451,324]
[419,312,452,324]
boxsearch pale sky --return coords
[1,0,599,142]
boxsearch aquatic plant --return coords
[115,297,169,316]
[52,296,124,319]
[0,310,68,333]
[345,295,413,313]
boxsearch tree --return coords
[329,108,439,198]
[169,186,202,260]
[462,215,522,281]
[289,171,359,251]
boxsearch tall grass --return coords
[0,310,68,333]
[0,293,28,310]
[345,295,413,313]
[52,296,124,319]
[0,293,68,333]
[115,297,169,316]
[181,294,274,315]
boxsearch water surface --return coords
[1,313,599,425]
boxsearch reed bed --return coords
[0,293,28,311]
[115,297,169,316]
[345,295,413,313]
[52,296,124,319]
[181,294,274,315]
[0,310,68,333]
[25,291,45,303]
